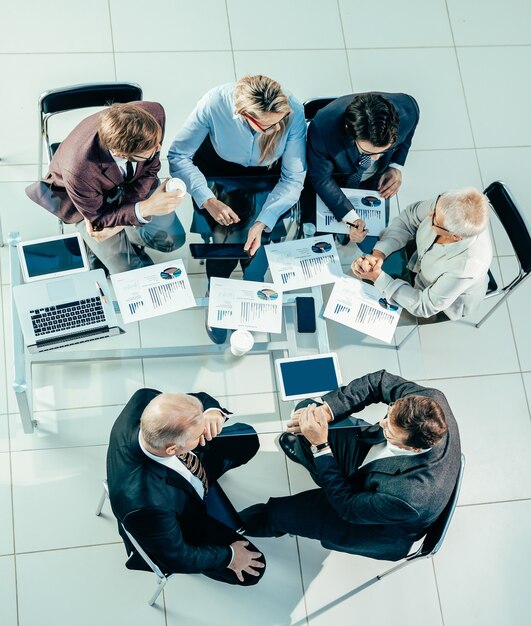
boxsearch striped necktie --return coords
[178,452,209,495]
[346,154,373,188]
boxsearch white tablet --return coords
[17,233,90,283]
[275,353,342,401]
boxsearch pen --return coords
[95,281,107,304]
[345,221,368,233]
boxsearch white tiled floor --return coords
[0,1,530,625]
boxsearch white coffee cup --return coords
[166,177,187,196]
[230,330,254,357]
[302,222,316,238]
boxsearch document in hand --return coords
[316,188,390,235]
[266,234,343,291]
[324,276,402,343]
[207,277,283,333]
[111,259,196,323]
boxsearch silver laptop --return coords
[13,269,124,353]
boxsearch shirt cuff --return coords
[323,401,335,422]
[195,188,216,210]
[342,209,360,224]
[388,163,403,171]
[313,448,333,458]
[372,239,397,259]
[203,407,229,420]
[134,202,150,224]
[227,545,235,568]
[374,271,394,292]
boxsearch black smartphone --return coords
[189,243,251,260]
[296,296,316,333]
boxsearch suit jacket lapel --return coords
[97,140,125,187]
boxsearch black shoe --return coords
[205,319,228,344]
[279,432,303,465]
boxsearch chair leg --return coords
[148,576,167,606]
[95,480,109,516]
[475,272,529,328]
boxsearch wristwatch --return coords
[311,441,330,455]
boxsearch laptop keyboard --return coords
[30,297,105,336]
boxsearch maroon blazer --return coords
[30,101,165,227]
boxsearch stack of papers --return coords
[207,277,283,333]
[316,188,388,235]
[266,234,343,291]
[111,259,195,323]
[324,276,402,343]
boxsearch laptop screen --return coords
[22,236,85,278]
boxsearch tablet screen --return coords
[22,236,85,278]
[279,356,339,398]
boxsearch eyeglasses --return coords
[431,195,452,233]
[378,297,399,312]
[128,148,159,163]
[355,139,395,156]
[243,112,290,133]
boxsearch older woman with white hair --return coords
[352,188,492,319]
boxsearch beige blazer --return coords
[374,197,493,319]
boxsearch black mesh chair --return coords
[476,181,531,327]
[38,81,143,179]
[296,454,465,624]
[303,97,336,121]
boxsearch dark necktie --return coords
[346,154,373,188]
[178,452,209,495]
[124,160,134,183]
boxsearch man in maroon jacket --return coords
[27,101,186,273]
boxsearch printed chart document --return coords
[111,259,195,323]
[324,276,402,343]
[316,188,391,235]
[266,235,343,291]
[207,277,283,333]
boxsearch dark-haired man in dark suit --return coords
[107,389,265,585]
[240,370,460,561]
[306,92,420,244]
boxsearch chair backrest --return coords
[484,181,531,273]
[418,454,465,557]
[121,523,165,579]
[303,97,336,121]
[39,82,143,115]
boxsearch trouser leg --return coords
[125,212,186,253]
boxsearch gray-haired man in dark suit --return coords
[240,370,460,561]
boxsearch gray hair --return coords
[140,393,203,451]
[437,187,490,238]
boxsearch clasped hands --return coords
[286,403,333,446]
[198,409,225,447]
[351,251,385,283]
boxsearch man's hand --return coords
[199,410,225,446]
[348,218,368,243]
[351,253,384,283]
[228,540,264,583]
[298,404,329,446]
[287,404,333,435]
[138,178,185,219]
[244,221,265,256]
[378,167,402,199]
[85,218,124,242]
[203,197,240,227]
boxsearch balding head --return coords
[140,393,204,452]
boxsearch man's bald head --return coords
[140,393,203,452]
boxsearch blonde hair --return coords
[438,188,490,238]
[140,393,203,451]
[98,103,161,155]
[234,75,291,164]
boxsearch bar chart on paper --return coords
[208,277,283,333]
[111,259,196,323]
[266,235,343,291]
[316,188,392,235]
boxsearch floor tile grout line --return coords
[431,557,446,626]
[14,541,123,557]
[224,0,238,82]
[457,497,531,509]
[106,0,118,80]
[336,0,354,93]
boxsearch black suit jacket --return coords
[315,370,460,560]
[106,388,233,575]
[27,101,164,227]
[307,93,420,220]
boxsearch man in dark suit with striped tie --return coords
[107,389,265,585]
[306,92,420,244]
